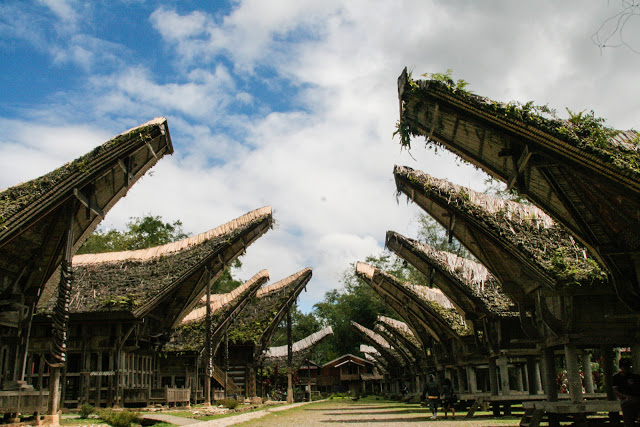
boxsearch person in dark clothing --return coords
[441,378,457,419]
[422,374,440,419]
[613,357,640,427]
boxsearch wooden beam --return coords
[507,145,533,191]
[73,188,104,218]
[428,103,440,140]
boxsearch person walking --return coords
[422,374,440,419]
[441,378,457,419]
[613,358,640,427]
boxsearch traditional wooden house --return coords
[162,269,270,403]
[384,232,540,395]
[376,316,426,373]
[394,166,624,421]
[196,268,312,401]
[262,326,333,399]
[397,68,640,314]
[316,354,379,395]
[355,262,472,378]
[0,118,173,420]
[28,208,273,409]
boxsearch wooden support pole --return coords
[467,365,478,393]
[564,343,583,403]
[602,346,616,401]
[582,352,595,394]
[46,205,75,425]
[526,356,539,395]
[286,307,293,403]
[497,355,510,395]
[542,348,558,402]
[204,273,212,407]
[631,344,640,375]
[488,358,499,396]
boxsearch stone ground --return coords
[202,399,522,426]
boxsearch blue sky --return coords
[2,0,640,313]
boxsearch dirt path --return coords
[232,399,521,426]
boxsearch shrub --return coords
[98,409,142,427]
[78,403,95,419]
[217,398,238,409]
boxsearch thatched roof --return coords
[359,345,387,374]
[227,268,312,352]
[263,326,333,370]
[376,315,424,361]
[397,68,640,309]
[163,270,269,353]
[351,321,406,371]
[42,207,273,330]
[386,231,516,318]
[356,262,470,340]
[394,166,609,296]
[373,322,416,365]
[0,118,173,320]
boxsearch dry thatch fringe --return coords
[412,239,490,291]
[264,326,334,358]
[74,207,272,264]
[181,269,270,324]
[377,315,414,337]
[405,284,455,309]
[351,321,391,349]
[414,170,554,229]
[360,344,379,355]
[257,267,311,297]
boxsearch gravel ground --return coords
[232,399,522,426]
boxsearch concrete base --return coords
[41,415,60,426]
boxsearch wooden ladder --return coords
[211,363,241,395]
[465,396,484,418]
[520,407,544,427]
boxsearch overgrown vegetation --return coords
[396,69,640,175]
[217,397,239,409]
[78,403,95,419]
[98,409,141,427]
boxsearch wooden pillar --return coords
[581,352,595,394]
[204,274,212,406]
[497,355,510,395]
[542,348,558,402]
[246,365,257,399]
[631,344,640,375]
[46,205,75,424]
[564,343,583,403]
[467,365,478,393]
[601,346,616,401]
[516,364,524,392]
[526,356,539,395]
[286,307,293,403]
[488,358,499,396]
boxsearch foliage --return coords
[422,69,470,94]
[557,109,618,150]
[416,214,473,259]
[312,253,410,362]
[78,403,95,419]
[98,410,141,427]
[217,398,239,409]
[78,214,188,254]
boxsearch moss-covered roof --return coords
[376,315,423,353]
[263,326,333,369]
[43,208,272,319]
[351,321,406,369]
[398,71,640,179]
[163,270,269,353]
[386,231,516,316]
[0,118,171,228]
[226,268,312,346]
[394,166,609,289]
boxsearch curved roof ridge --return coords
[257,267,312,297]
[356,261,375,279]
[351,321,391,349]
[181,269,270,324]
[404,283,455,309]
[264,326,334,358]
[74,207,271,264]
[396,166,554,229]
[377,315,413,336]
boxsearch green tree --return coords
[78,215,188,254]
